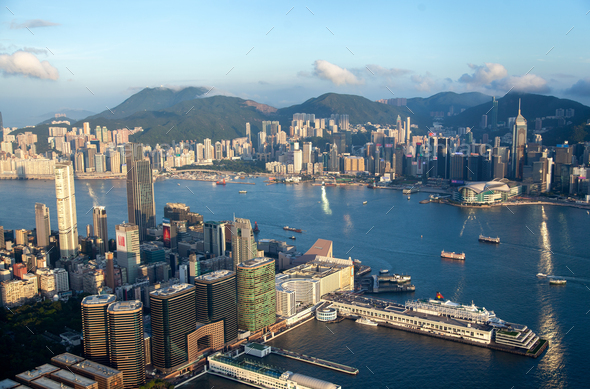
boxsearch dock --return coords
[270,347,359,375]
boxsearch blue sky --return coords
[2,0,590,127]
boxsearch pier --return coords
[270,347,359,375]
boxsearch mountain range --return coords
[12,88,590,153]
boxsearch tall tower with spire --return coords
[511,99,527,179]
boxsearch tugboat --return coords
[253,221,260,234]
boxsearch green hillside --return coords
[406,91,491,115]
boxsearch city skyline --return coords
[2,1,590,127]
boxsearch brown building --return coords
[186,321,225,363]
[15,365,59,386]
[49,369,98,389]
[50,353,85,370]
[81,295,117,365]
[29,377,73,389]
[69,360,123,389]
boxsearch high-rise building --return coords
[195,270,238,343]
[150,284,196,373]
[105,252,115,290]
[81,294,117,365]
[55,162,79,259]
[237,258,276,332]
[204,221,225,257]
[491,96,498,131]
[93,207,108,253]
[511,99,528,180]
[231,217,257,271]
[0,226,4,249]
[116,224,140,284]
[107,300,145,389]
[204,139,212,160]
[125,143,155,241]
[35,203,51,247]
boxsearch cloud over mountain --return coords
[0,51,59,80]
[312,60,363,86]
[565,78,590,96]
[491,74,550,93]
[459,63,508,86]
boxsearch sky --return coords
[2,0,590,127]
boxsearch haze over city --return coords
[2,0,590,126]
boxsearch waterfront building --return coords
[316,307,338,321]
[107,301,145,389]
[195,270,238,343]
[92,207,108,254]
[54,162,78,260]
[452,179,522,204]
[125,143,155,241]
[35,203,51,247]
[208,353,341,389]
[204,221,225,257]
[115,224,140,284]
[231,217,257,271]
[81,294,117,365]
[237,258,276,332]
[282,256,354,297]
[275,274,320,318]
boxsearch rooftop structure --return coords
[50,354,85,369]
[149,283,193,298]
[304,239,333,258]
[50,369,98,389]
[15,365,59,384]
[282,256,354,297]
[29,377,74,389]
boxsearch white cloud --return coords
[10,19,60,29]
[458,63,507,86]
[0,51,59,80]
[411,72,435,91]
[565,78,590,96]
[491,74,550,93]
[365,64,411,77]
[22,47,47,55]
[312,60,363,86]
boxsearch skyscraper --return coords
[511,99,528,180]
[195,270,238,343]
[116,224,140,284]
[150,284,196,373]
[81,294,117,365]
[204,221,225,257]
[35,203,51,247]
[491,96,498,131]
[54,161,78,259]
[107,300,145,389]
[237,258,276,332]
[125,143,155,241]
[231,217,257,271]
[93,206,108,253]
[105,252,115,290]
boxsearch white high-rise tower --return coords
[54,162,78,259]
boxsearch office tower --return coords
[86,224,93,238]
[195,270,238,343]
[93,207,108,253]
[245,122,251,142]
[237,258,276,332]
[406,116,411,144]
[204,221,225,257]
[55,162,79,260]
[150,284,196,373]
[450,153,466,180]
[511,99,528,180]
[204,138,212,160]
[491,96,498,131]
[126,143,155,241]
[231,217,256,271]
[105,252,115,290]
[107,301,145,389]
[35,203,51,247]
[81,294,117,365]
[116,224,140,284]
[0,226,4,249]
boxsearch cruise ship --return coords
[322,294,548,358]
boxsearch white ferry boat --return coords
[355,318,378,326]
[549,279,566,285]
[536,273,547,278]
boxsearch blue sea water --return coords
[0,178,588,388]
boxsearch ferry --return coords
[479,235,500,244]
[355,318,378,327]
[363,201,368,205]
[536,273,547,278]
[253,221,260,234]
[283,226,303,233]
[239,190,247,194]
[549,279,566,285]
[441,250,466,260]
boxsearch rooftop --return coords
[51,353,85,367]
[81,294,116,306]
[304,239,333,257]
[238,257,274,269]
[195,270,234,282]
[30,377,73,389]
[16,364,59,382]
[51,370,97,386]
[107,300,143,312]
[73,360,121,378]
[150,283,194,297]
[0,379,20,389]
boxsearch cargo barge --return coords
[283,226,302,233]
[441,250,465,260]
[322,293,548,358]
[479,235,500,244]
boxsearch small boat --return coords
[239,190,247,194]
[216,178,226,185]
[289,236,296,240]
[356,318,378,326]
[177,183,180,186]
[363,201,368,205]
[379,269,389,275]
[549,279,566,285]
[407,196,411,200]
[536,273,547,278]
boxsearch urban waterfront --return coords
[0,178,588,388]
